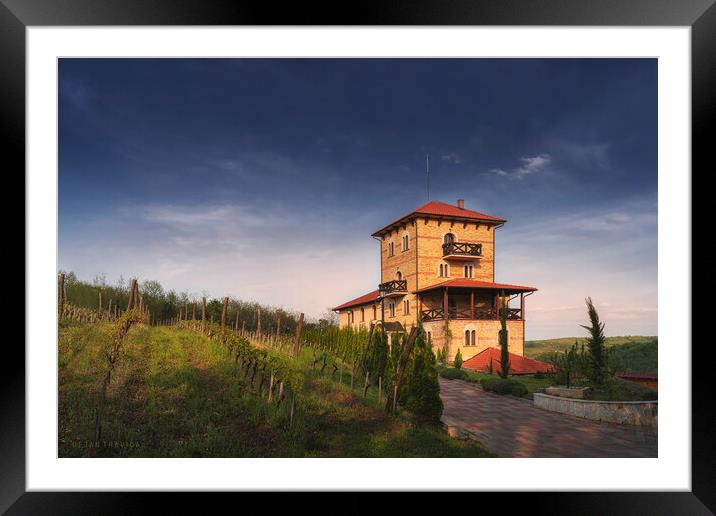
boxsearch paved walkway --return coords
[439,379,657,458]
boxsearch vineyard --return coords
[58,274,491,458]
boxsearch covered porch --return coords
[415,279,537,322]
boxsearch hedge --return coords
[439,368,469,381]
[480,377,528,397]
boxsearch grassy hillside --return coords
[526,336,657,375]
[59,321,491,458]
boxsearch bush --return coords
[439,367,468,380]
[480,377,528,397]
[453,348,463,370]
[401,328,443,424]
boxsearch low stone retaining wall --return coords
[533,392,657,427]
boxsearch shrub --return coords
[401,327,443,424]
[439,367,468,380]
[480,377,528,397]
[453,348,463,370]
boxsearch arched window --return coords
[372,304,377,320]
[396,271,402,281]
[388,241,395,257]
[403,299,410,314]
[444,233,456,245]
[464,264,474,278]
[439,263,450,278]
[361,307,365,322]
[471,330,476,346]
[401,233,410,251]
[465,330,470,346]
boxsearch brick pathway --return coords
[439,379,657,458]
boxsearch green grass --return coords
[526,336,657,375]
[58,322,492,458]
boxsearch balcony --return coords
[379,279,408,298]
[442,241,482,261]
[421,307,522,322]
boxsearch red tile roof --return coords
[372,200,506,237]
[332,289,380,311]
[414,279,537,293]
[462,347,556,375]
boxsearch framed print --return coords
[6,0,711,511]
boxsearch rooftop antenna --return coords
[426,154,430,201]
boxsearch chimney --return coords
[457,199,465,209]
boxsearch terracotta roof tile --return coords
[332,289,380,311]
[414,279,537,293]
[372,200,506,236]
[462,347,556,375]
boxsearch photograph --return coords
[57,57,659,459]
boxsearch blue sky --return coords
[59,58,657,339]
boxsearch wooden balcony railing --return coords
[442,241,482,257]
[421,308,444,321]
[421,307,522,321]
[379,279,408,295]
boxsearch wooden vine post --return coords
[58,273,65,318]
[293,312,304,357]
[201,297,206,333]
[385,326,418,413]
[276,316,281,338]
[108,298,112,319]
[256,307,262,337]
[235,310,239,331]
[220,297,229,335]
[98,290,103,312]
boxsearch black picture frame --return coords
[4,0,709,512]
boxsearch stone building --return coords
[332,199,537,361]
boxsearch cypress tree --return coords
[402,326,443,424]
[581,297,607,387]
[498,291,510,379]
[367,327,389,381]
[453,348,463,370]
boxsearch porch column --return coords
[493,292,498,320]
[418,294,423,321]
[520,292,525,321]
[470,291,475,319]
[443,287,448,320]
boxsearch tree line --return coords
[58,271,337,333]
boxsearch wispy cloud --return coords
[441,153,463,165]
[489,154,552,179]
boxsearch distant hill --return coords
[526,336,658,375]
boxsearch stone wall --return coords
[533,393,658,427]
